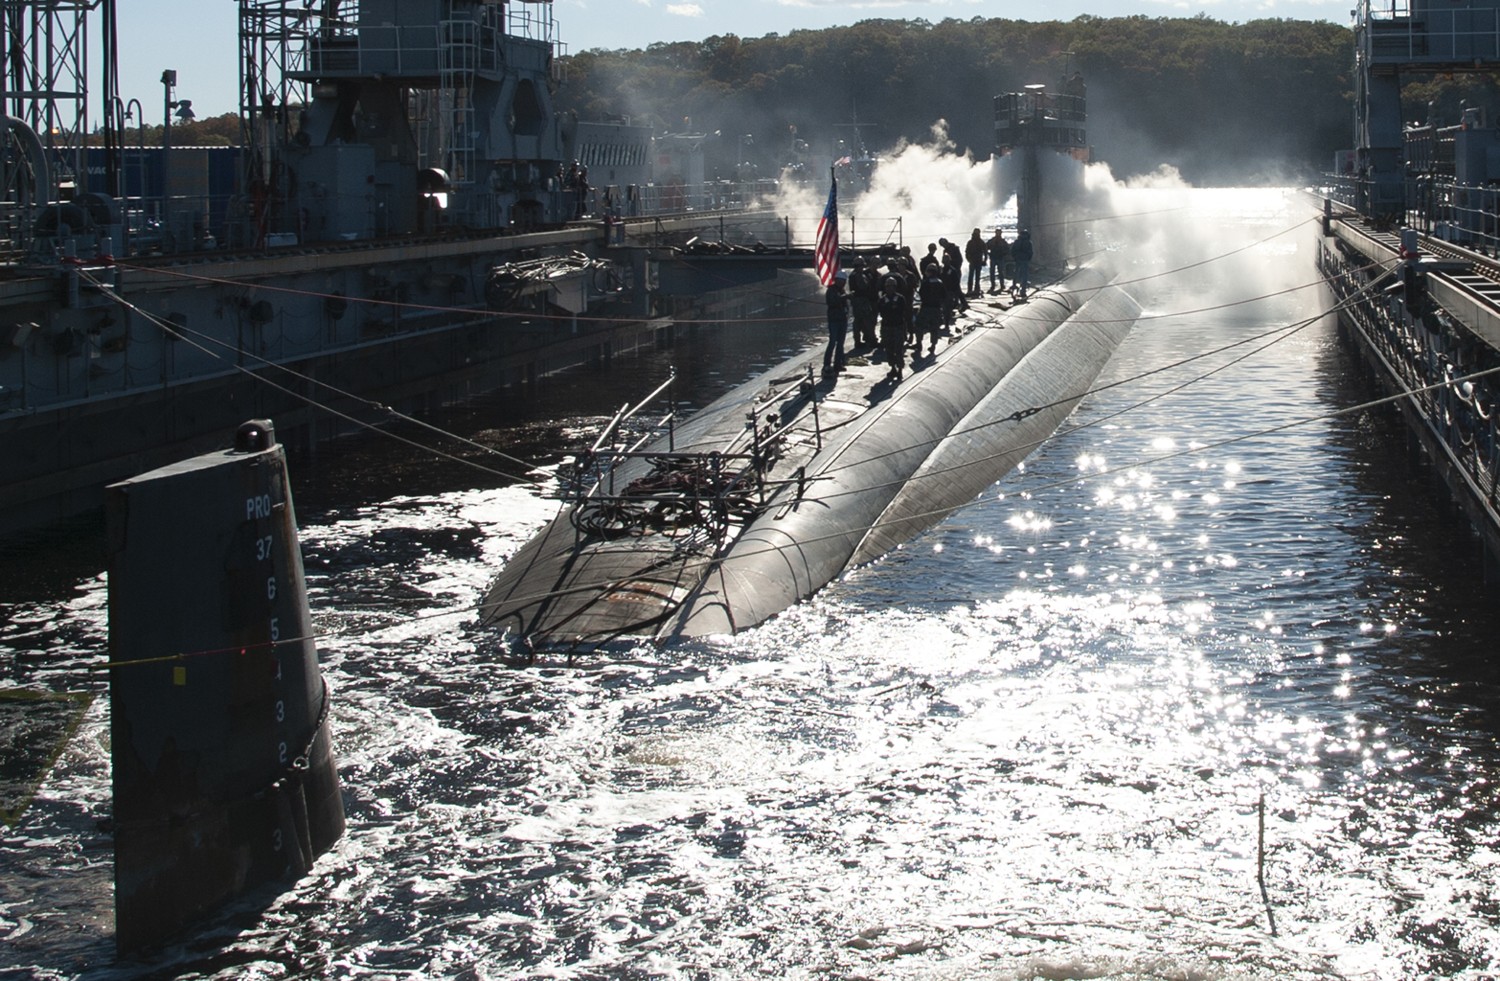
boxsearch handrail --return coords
[565,365,825,540]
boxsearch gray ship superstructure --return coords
[1316,0,1500,580]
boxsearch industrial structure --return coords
[1323,0,1500,580]
[0,0,787,538]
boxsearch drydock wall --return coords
[1319,211,1500,584]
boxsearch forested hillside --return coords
[557,15,1358,184]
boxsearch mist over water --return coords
[777,122,1006,245]
[4,161,1500,980]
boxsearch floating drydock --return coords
[479,260,1140,646]
[0,0,776,539]
[1315,0,1500,580]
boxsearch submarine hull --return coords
[480,260,1139,645]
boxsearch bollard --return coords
[105,418,344,953]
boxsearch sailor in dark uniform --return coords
[916,261,946,358]
[877,276,909,382]
[823,270,849,379]
[1010,230,1034,301]
[848,257,879,348]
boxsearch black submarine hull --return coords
[480,260,1140,645]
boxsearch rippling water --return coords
[5,188,1500,980]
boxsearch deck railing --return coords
[1322,173,1500,253]
[1319,231,1500,519]
[565,366,824,544]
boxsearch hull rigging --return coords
[479,261,1140,647]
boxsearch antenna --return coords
[832,100,879,159]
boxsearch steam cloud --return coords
[766,120,1321,321]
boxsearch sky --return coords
[109,0,1352,120]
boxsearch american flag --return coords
[814,174,840,286]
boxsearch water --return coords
[5,187,1500,980]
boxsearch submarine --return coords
[478,77,1140,647]
[478,261,1139,646]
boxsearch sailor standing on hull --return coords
[939,238,967,312]
[987,228,1009,295]
[915,261,946,359]
[895,248,920,343]
[878,276,910,382]
[1010,230,1034,302]
[824,271,849,379]
[941,254,963,330]
[849,257,879,348]
[965,228,986,297]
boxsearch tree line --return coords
[91,16,1500,185]
[555,14,1497,184]
[97,113,242,148]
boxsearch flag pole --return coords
[815,165,840,286]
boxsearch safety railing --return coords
[1319,239,1500,513]
[1325,172,1500,253]
[776,214,905,251]
[565,366,826,545]
[1358,0,1500,62]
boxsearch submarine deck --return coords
[478,263,1142,648]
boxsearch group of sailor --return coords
[823,228,1033,384]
